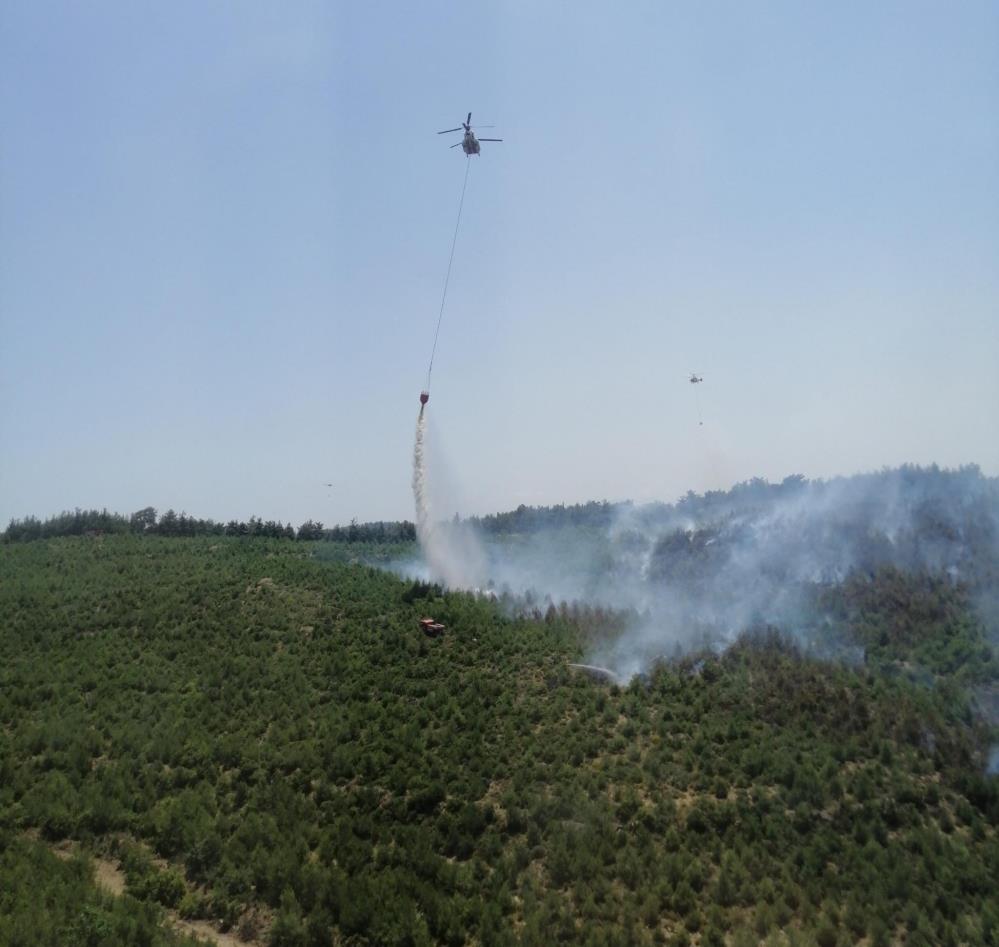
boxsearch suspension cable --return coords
[426,156,471,390]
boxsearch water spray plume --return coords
[412,405,453,584]
[411,405,487,588]
[413,406,430,541]
[413,402,453,583]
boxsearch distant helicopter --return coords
[438,112,502,155]
[689,374,704,425]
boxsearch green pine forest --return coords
[3,493,999,945]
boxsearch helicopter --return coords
[438,112,502,155]
[689,374,704,425]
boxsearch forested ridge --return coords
[2,530,998,946]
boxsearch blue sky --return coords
[2,1,997,528]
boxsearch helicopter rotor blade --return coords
[437,127,462,134]
[449,142,462,148]
[478,138,503,142]
[466,111,472,125]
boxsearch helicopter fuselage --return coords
[439,114,500,154]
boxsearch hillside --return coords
[2,533,998,945]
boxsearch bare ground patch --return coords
[41,836,266,946]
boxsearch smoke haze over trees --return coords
[401,465,999,680]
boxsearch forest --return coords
[1,507,416,545]
[2,466,999,945]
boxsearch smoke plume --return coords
[406,464,998,680]
[412,407,486,588]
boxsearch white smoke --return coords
[405,458,998,680]
[412,407,486,588]
[426,466,996,678]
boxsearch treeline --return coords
[469,500,619,535]
[303,520,416,543]
[5,464,994,553]
[641,465,999,595]
[2,508,415,545]
[654,464,996,537]
[468,464,996,541]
